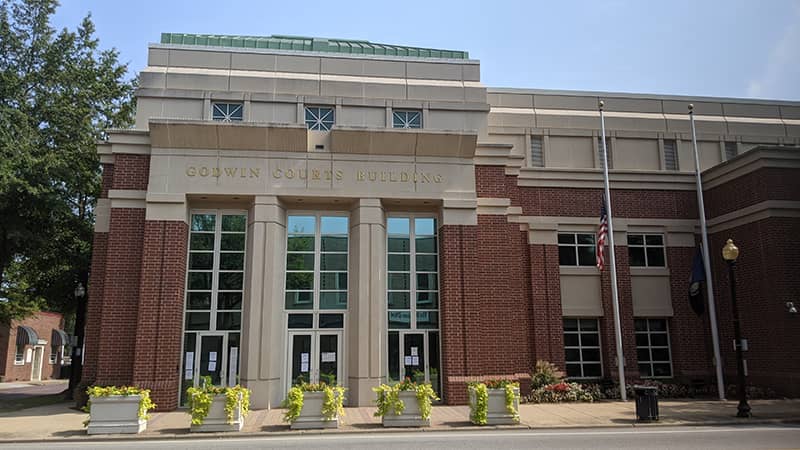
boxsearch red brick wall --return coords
[704,168,800,218]
[528,244,565,368]
[100,163,114,198]
[111,154,150,191]
[132,220,188,410]
[710,217,800,396]
[1,312,64,382]
[666,245,716,380]
[94,208,146,386]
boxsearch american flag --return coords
[597,200,608,270]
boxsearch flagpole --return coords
[689,104,726,401]
[599,100,627,401]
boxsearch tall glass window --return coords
[387,216,441,394]
[181,211,246,405]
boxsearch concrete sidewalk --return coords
[0,399,798,442]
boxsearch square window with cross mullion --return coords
[627,234,666,267]
[392,110,422,129]
[564,318,603,378]
[635,318,672,378]
[212,102,243,122]
[305,106,335,131]
[558,233,596,267]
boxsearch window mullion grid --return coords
[210,211,222,331]
[410,218,417,329]
[314,215,321,316]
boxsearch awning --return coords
[51,329,69,346]
[16,325,38,346]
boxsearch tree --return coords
[0,0,135,326]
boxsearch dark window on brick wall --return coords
[627,234,665,267]
[564,318,603,378]
[558,233,596,266]
[635,318,672,378]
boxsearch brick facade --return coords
[1,312,65,382]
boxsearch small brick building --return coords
[0,312,68,382]
[81,33,800,410]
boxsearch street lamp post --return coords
[721,239,751,418]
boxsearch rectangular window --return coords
[530,135,544,167]
[635,318,672,378]
[558,233,596,267]
[392,110,422,129]
[305,106,335,131]
[212,102,243,122]
[285,214,349,311]
[564,318,602,378]
[14,344,24,365]
[725,141,738,160]
[663,139,678,171]
[598,137,613,169]
[627,234,666,267]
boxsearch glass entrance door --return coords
[389,331,440,394]
[196,333,226,386]
[288,331,341,388]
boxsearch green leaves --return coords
[0,0,135,324]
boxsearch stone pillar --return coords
[347,198,386,405]
[241,196,286,409]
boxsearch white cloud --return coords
[746,4,800,99]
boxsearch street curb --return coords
[1,418,798,444]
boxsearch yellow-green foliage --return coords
[373,380,439,420]
[186,377,251,425]
[83,385,157,427]
[282,382,346,424]
[468,380,520,425]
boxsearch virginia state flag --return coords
[689,246,705,316]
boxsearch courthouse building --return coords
[82,33,800,410]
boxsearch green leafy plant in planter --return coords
[468,380,520,425]
[373,377,439,420]
[281,382,346,424]
[82,386,157,427]
[186,376,251,425]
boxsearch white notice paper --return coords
[404,356,413,365]
[208,361,216,372]
[301,352,309,363]
[300,362,309,372]
[412,356,419,366]
[411,347,418,356]
[228,347,238,387]
[321,352,336,362]
[209,351,217,362]
[185,352,194,379]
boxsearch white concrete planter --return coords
[86,395,146,434]
[290,391,340,429]
[381,390,431,427]
[468,386,520,425]
[190,393,244,432]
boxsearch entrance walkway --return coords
[0,399,798,442]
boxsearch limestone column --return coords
[241,195,286,409]
[347,198,386,405]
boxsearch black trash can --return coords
[633,385,659,421]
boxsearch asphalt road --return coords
[2,425,799,450]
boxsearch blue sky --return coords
[52,0,800,100]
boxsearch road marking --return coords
[60,425,800,446]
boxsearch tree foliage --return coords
[0,0,135,325]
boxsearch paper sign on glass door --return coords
[321,352,336,362]
[185,352,194,379]
[411,356,419,366]
[404,356,413,365]
[411,347,418,356]
[228,348,238,387]
[209,351,217,362]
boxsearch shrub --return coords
[281,382,346,424]
[373,377,439,420]
[528,382,594,403]
[186,376,251,425]
[531,360,564,390]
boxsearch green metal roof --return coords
[160,33,469,59]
